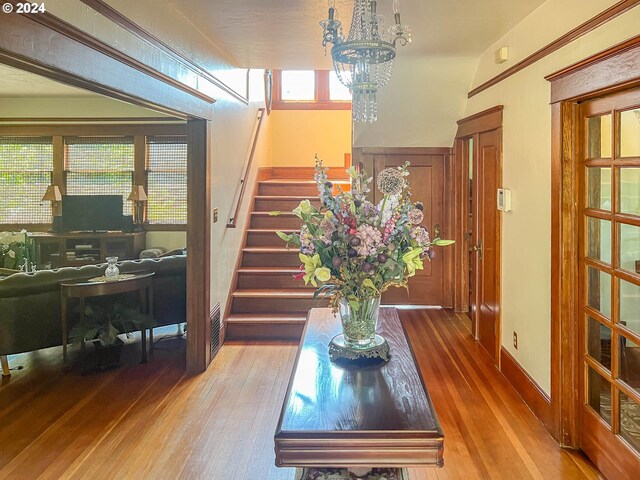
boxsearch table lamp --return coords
[127,185,148,230]
[42,185,62,215]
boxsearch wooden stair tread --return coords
[251,211,297,217]
[242,247,295,253]
[232,289,316,298]
[246,228,297,232]
[226,314,307,324]
[254,195,316,200]
[259,179,349,184]
[237,267,301,273]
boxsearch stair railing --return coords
[227,108,266,228]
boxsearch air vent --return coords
[210,302,221,359]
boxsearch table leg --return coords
[1,355,10,377]
[149,285,154,354]
[141,328,147,364]
[61,295,68,365]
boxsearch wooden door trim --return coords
[0,10,214,374]
[453,108,503,331]
[548,41,640,446]
[456,106,504,137]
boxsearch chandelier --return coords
[320,0,411,123]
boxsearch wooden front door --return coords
[472,129,502,362]
[354,148,452,306]
[578,90,640,477]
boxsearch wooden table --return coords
[275,307,444,474]
[60,272,154,366]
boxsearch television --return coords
[61,195,123,232]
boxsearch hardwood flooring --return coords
[0,311,602,479]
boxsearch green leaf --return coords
[275,231,292,243]
[362,278,379,293]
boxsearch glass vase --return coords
[104,256,119,278]
[338,295,381,348]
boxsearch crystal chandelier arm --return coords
[389,0,411,47]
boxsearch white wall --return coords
[353,56,477,147]
[464,0,640,394]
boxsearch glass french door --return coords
[580,89,640,473]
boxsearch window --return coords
[273,70,351,110]
[281,70,316,101]
[0,137,53,224]
[146,136,188,224]
[329,71,351,101]
[65,136,135,215]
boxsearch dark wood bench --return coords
[275,307,444,477]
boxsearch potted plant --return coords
[69,301,155,372]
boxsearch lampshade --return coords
[127,185,148,201]
[41,185,62,202]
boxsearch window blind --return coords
[146,136,187,224]
[65,136,134,215]
[0,136,53,224]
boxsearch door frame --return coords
[0,10,214,374]
[453,107,503,354]
[547,36,640,450]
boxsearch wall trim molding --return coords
[0,117,181,124]
[467,0,640,98]
[15,7,217,104]
[500,347,553,430]
[79,0,248,105]
[355,147,453,156]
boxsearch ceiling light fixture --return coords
[321,0,411,123]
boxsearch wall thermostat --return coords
[497,188,512,212]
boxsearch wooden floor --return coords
[0,310,603,479]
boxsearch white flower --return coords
[377,195,399,225]
[8,250,15,258]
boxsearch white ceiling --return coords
[0,64,97,97]
[168,0,546,69]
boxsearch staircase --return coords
[225,169,350,341]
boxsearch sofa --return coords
[0,255,186,374]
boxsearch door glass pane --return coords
[587,167,612,210]
[587,114,612,158]
[620,223,640,274]
[620,279,640,336]
[587,267,611,318]
[587,217,612,264]
[620,392,640,452]
[588,316,612,370]
[588,366,612,425]
[620,109,640,158]
[620,168,640,215]
[619,334,640,394]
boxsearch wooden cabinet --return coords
[30,232,146,269]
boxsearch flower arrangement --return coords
[274,157,454,313]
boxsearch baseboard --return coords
[500,347,552,430]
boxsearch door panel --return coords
[579,90,640,479]
[371,154,448,306]
[475,131,501,361]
